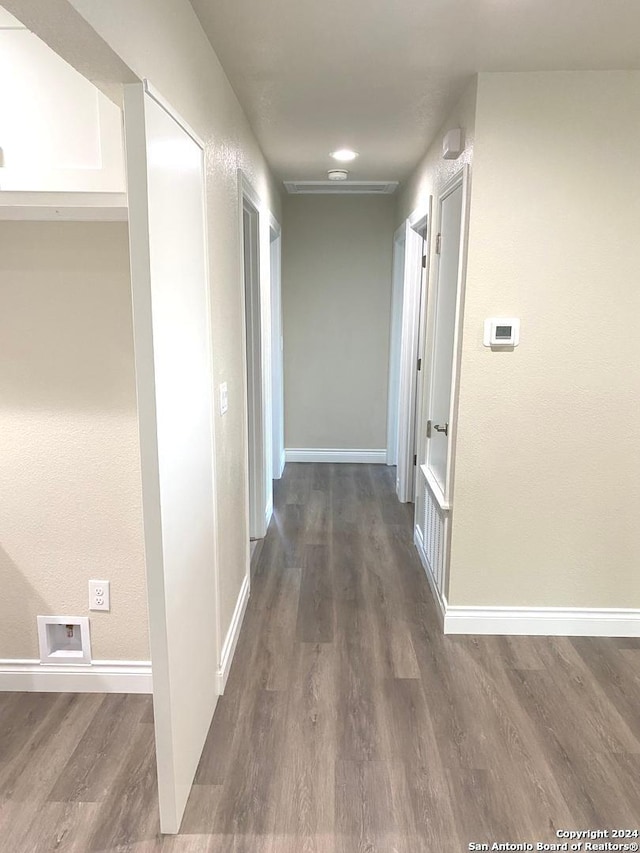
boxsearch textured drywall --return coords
[0,221,148,660]
[6,0,283,655]
[282,195,395,450]
[395,79,477,228]
[449,71,640,608]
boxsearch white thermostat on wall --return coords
[483,318,520,348]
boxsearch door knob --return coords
[433,423,448,436]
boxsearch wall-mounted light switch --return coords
[219,382,228,415]
[89,580,110,612]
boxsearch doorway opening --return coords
[388,205,430,504]
[241,178,272,551]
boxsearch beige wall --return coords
[6,0,283,651]
[449,71,640,608]
[282,195,395,450]
[0,221,148,660]
[395,79,477,228]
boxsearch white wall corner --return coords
[0,659,152,693]
[217,571,250,693]
[285,448,387,464]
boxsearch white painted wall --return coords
[3,0,283,653]
[282,194,395,452]
[0,221,148,661]
[449,71,640,610]
[0,9,124,193]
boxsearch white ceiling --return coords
[191,0,640,183]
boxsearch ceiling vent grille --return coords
[284,180,398,195]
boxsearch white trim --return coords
[0,192,127,221]
[284,180,398,195]
[269,212,285,481]
[143,80,204,149]
[0,659,152,693]
[386,223,406,467]
[239,169,273,541]
[414,530,640,638]
[419,464,450,511]
[217,572,250,693]
[285,448,386,464]
[396,206,429,503]
[443,606,640,637]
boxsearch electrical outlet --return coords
[89,580,110,612]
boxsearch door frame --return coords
[423,166,470,508]
[395,204,430,503]
[124,80,221,834]
[386,223,406,467]
[411,200,433,503]
[269,213,285,479]
[239,171,272,541]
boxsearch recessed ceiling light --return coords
[331,149,358,162]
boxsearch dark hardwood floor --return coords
[2,463,640,851]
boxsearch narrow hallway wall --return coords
[282,195,395,455]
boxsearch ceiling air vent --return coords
[283,180,398,195]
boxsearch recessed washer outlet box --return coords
[37,615,92,665]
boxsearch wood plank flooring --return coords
[2,462,640,851]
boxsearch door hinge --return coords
[417,357,422,371]
[413,454,417,466]
[422,254,427,268]
[426,419,432,438]
[435,233,442,255]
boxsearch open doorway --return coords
[388,204,431,504]
[241,175,273,550]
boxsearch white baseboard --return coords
[217,571,250,693]
[0,659,152,693]
[413,530,640,638]
[285,448,386,464]
[444,606,640,637]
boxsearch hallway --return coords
[184,463,640,850]
[2,463,640,851]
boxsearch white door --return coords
[425,169,467,501]
[124,82,220,835]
